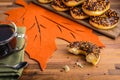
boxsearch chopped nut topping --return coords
[71,6,88,16]
[52,0,68,8]
[82,0,110,11]
[63,65,70,72]
[75,62,83,68]
[67,41,101,65]
[90,9,119,26]
[67,41,100,55]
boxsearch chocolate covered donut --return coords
[89,9,119,29]
[70,5,89,19]
[82,0,110,16]
[38,0,53,3]
[67,41,101,65]
[51,0,69,11]
[62,0,85,7]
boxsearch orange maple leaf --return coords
[5,0,104,70]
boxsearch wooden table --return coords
[0,0,120,80]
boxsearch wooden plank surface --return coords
[32,0,120,39]
[0,0,14,6]
[20,37,120,80]
[0,0,120,80]
[20,36,120,80]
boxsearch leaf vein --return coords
[35,16,41,45]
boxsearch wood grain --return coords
[20,37,120,80]
[0,0,14,6]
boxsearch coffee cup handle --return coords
[9,33,26,53]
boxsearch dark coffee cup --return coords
[0,20,25,58]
